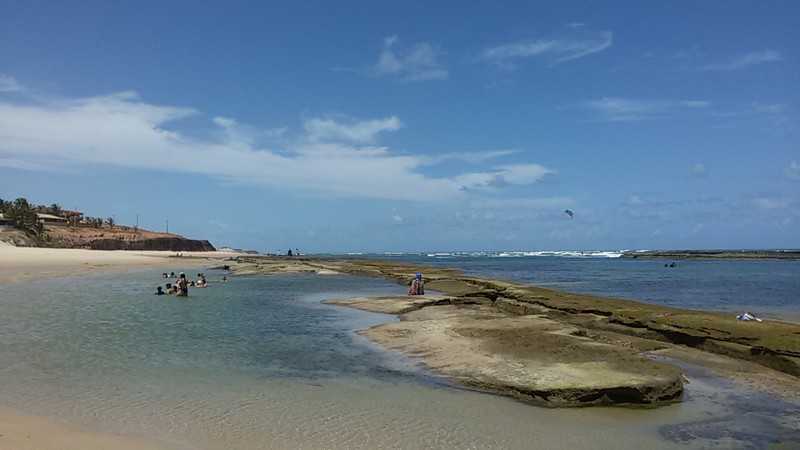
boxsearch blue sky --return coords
[0,1,797,252]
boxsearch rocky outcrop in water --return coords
[230,256,800,403]
[622,250,800,260]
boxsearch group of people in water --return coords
[155,271,226,297]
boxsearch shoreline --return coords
[0,245,241,284]
[232,256,800,407]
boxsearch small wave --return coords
[423,251,623,259]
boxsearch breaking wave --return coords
[421,251,624,259]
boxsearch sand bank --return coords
[0,245,240,284]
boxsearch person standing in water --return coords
[408,273,424,296]
[176,273,189,297]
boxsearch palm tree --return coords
[6,198,39,235]
[106,217,115,229]
[49,203,63,216]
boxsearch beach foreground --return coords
[0,408,168,450]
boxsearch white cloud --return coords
[470,197,574,210]
[752,103,787,114]
[0,86,553,202]
[627,195,644,205]
[702,50,782,71]
[690,163,707,176]
[213,116,287,146]
[480,30,612,68]
[0,74,24,93]
[372,36,448,81]
[423,149,516,165]
[452,164,553,190]
[581,97,711,121]
[304,116,402,144]
[787,161,800,180]
[753,197,790,210]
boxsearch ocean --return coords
[350,252,800,321]
[0,264,798,449]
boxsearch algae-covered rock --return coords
[359,302,683,407]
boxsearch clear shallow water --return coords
[358,254,800,320]
[0,268,798,449]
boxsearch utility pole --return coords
[166,219,169,234]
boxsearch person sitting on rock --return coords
[408,273,425,296]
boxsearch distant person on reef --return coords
[155,286,165,295]
[408,273,425,296]
[176,273,189,297]
[287,249,293,257]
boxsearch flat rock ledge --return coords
[327,296,684,408]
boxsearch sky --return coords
[0,0,797,252]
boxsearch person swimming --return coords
[169,272,176,278]
[408,273,425,296]
[155,286,165,295]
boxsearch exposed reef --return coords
[327,296,683,407]
[622,250,800,260]
[231,256,800,407]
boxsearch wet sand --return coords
[0,407,169,450]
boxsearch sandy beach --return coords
[0,244,238,284]
[0,407,170,450]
